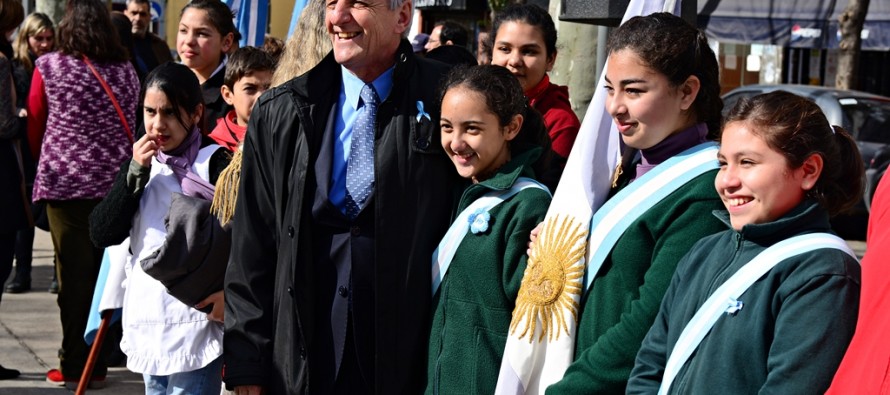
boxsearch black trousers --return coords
[0,231,15,305]
[46,199,108,378]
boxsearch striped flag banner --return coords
[288,0,309,38]
[226,0,269,47]
[84,239,130,344]
[494,0,681,393]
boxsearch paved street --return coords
[0,230,868,394]
[0,230,143,394]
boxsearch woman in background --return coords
[0,0,24,379]
[4,12,54,295]
[27,0,139,388]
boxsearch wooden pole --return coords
[76,310,112,395]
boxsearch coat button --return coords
[415,137,429,150]
[350,226,360,237]
[338,286,348,297]
[299,347,306,359]
[287,226,295,237]
[287,287,293,296]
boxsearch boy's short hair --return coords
[224,46,275,89]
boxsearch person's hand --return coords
[527,222,544,256]
[234,385,263,395]
[132,133,158,168]
[196,291,224,323]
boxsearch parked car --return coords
[722,84,890,239]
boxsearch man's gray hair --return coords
[389,0,414,37]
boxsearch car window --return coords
[839,98,890,144]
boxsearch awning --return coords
[698,0,890,50]
[415,0,467,10]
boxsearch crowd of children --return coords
[2,0,888,393]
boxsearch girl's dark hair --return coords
[438,64,551,175]
[180,0,237,41]
[491,4,557,58]
[57,0,128,62]
[722,90,864,216]
[608,12,722,135]
[142,62,206,133]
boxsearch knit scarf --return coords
[156,126,215,200]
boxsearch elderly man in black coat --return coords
[223,1,457,394]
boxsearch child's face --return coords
[177,8,233,79]
[440,86,520,183]
[222,70,273,126]
[143,87,200,152]
[716,121,820,230]
[604,49,698,150]
[491,21,555,93]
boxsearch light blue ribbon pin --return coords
[416,101,431,123]
[725,299,744,315]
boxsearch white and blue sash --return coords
[431,177,549,296]
[584,142,720,291]
[659,233,858,394]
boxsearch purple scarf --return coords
[156,127,216,200]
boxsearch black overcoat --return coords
[223,41,457,394]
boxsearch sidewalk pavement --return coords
[1,229,144,394]
[0,229,869,394]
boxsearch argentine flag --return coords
[494,0,683,393]
[226,0,268,47]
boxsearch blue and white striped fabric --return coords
[583,142,719,291]
[84,239,130,344]
[659,233,858,394]
[226,0,268,47]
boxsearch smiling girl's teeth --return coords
[729,198,751,207]
[338,32,358,39]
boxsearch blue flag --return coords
[226,0,269,47]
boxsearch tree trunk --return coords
[836,0,870,90]
[34,0,64,26]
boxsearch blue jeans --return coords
[143,356,222,395]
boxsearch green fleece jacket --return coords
[426,148,552,395]
[546,169,725,394]
[628,200,860,394]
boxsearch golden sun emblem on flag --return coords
[510,215,587,343]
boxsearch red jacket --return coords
[526,75,580,159]
[827,174,890,394]
[208,110,246,152]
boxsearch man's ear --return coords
[221,85,235,106]
[394,1,412,35]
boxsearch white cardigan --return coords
[121,146,224,375]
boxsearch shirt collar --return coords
[209,54,228,81]
[341,65,395,110]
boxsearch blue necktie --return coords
[345,83,378,219]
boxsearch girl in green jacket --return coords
[629,90,863,394]
[426,65,553,394]
[547,13,727,394]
